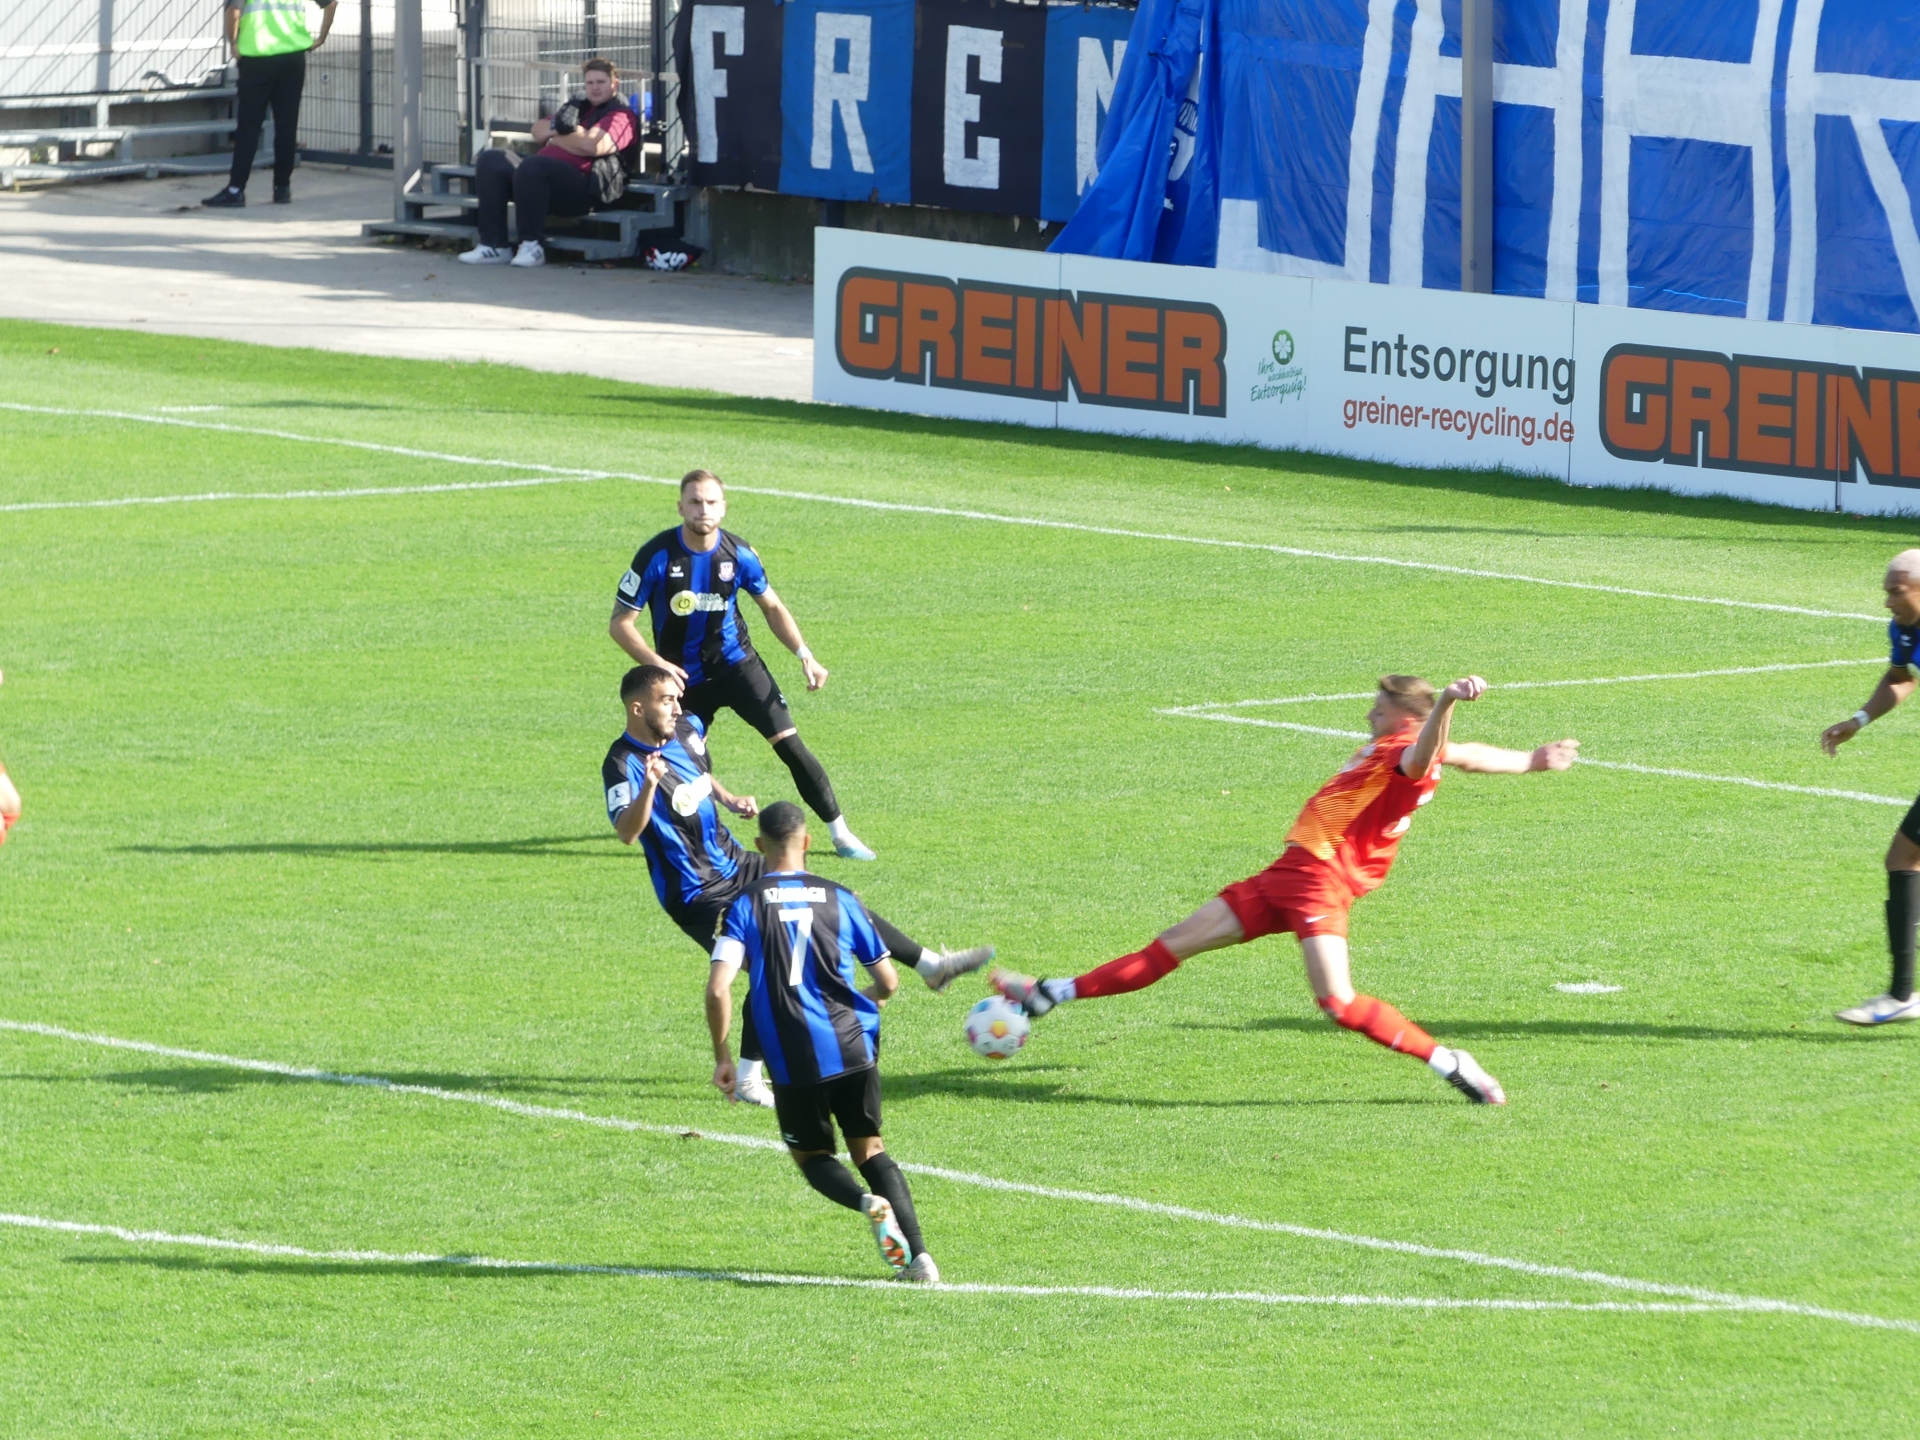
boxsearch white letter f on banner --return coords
[691,5,745,165]
[812,12,874,173]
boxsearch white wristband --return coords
[1853,709,1872,728]
[795,646,813,662]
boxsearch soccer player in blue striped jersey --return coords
[609,470,875,860]
[704,802,942,1282]
[1823,549,1920,1025]
[607,667,990,1107]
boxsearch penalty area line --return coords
[0,1212,1742,1316]
[5,1020,1918,1333]
[0,402,1882,623]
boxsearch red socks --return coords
[1318,993,1436,1061]
[1073,939,1182,999]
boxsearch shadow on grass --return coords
[1177,1016,1888,1045]
[115,834,614,860]
[66,1254,837,1286]
[886,1066,1439,1108]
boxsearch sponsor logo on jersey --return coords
[1600,342,1920,484]
[617,569,641,597]
[835,267,1228,418]
[671,772,713,816]
[669,590,729,617]
[669,564,685,578]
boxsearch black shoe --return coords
[272,185,290,204]
[202,186,245,208]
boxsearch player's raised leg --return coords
[992,897,1243,1016]
[1300,933,1504,1104]
[866,909,993,992]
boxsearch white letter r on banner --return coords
[812,12,874,173]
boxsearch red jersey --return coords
[1279,724,1440,896]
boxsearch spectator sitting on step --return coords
[459,57,635,269]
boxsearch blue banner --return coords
[778,0,917,203]
[1058,0,1920,338]
[1038,4,1137,222]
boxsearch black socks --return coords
[867,911,926,967]
[773,734,840,822]
[1890,870,1919,1002]
[858,1153,926,1258]
[799,1154,867,1211]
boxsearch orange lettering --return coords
[1014,295,1037,391]
[960,287,1015,388]
[1162,307,1223,411]
[1795,371,1820,470]
[1900,380,1920,478]
[1044,298,1103,397]
[898,282,958,382]
[1106,305,1160,402]
[1603,352,1668,454]
[1735,365,1793,468]
[1670,358,1732,461]
[1828,373,1893,476]
[837,275,898,374]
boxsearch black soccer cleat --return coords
[991,968,1054,1017]
[202,186,245,208]
[272,185,291,204]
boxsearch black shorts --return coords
[683,655,794,741]
[1903,791,1920,848]
[773,1065,882,1153]
[663,852,765,954]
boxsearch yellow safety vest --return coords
[234,0,315,58]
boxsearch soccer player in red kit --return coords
[994,674,1579,1104]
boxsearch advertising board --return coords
[814,229,1920,514]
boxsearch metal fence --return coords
[1,0,669,169]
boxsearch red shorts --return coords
[1219,855,1355,941]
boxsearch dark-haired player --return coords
[994,675,1579,1104]
[0,669,19,846]
[606,666,988,1105]
[610,469,875,860]
[1821,548,1920,1025]
[706,802,940,1282]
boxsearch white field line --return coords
[0,1212,1740,1317]
[0,476,604,513]
[1163,659,1888,713]
[0,403,1882,623]
[5,1018,1917,1334]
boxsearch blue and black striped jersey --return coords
[614,527,770,686]
[1892,620,1920,674]
[602,716,747,911]
[713,870,891,1087]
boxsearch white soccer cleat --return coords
[1836,992,1920,1026]
[457,243,512,264]
[990,967,1053,1017]
[1443,1048,1507,1105]
[860,1193,910,1275]
[734,1068,776,1108]
[900,1252,941,1284]
[922,946,994,993]
[510,240,546,267]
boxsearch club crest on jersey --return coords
[683,728,706,756]
[719,561,735,582]
[671,772,713,816]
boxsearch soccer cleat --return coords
[734,1068,776,1108]
[860,1193,910,1275]
[833,837,877,861]
[921,946,994,993]
[900,1252,941,1284]
[201,186,244,208]
[991,967,1054,1017]
[1836,992,1920,1026]
[458,243,513,265]
[510,240,546,267]
[271,184,291,204]
[1443,1048,1507,1105]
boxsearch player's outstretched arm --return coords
[706,949,742,1098]
[1822,667,1916,755]
[1400,676,1485,778]
[710,774,758,819]
[1442,739,1580,774]
[752,588,830,691]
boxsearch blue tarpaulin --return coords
[1056,0,1920,336]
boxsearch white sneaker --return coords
[900,1252,940,1284]
[990,967,1055,1017]
[921,946,994,993]
[859,1193,910,1275]
[1836,992,1920,1026]
[734,1068,776,1108]
[509,240,546,267]
[457,243,512,264]
[1442,1048,1507,1105]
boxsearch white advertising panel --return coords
[813,229,1920,514]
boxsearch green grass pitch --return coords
[2,317,1919,1436]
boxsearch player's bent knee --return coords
[787,1147,830,1165]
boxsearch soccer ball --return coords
[964,996,1030,1060]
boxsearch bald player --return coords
[1822,549,1920,1025]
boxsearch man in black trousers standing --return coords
[204,0,337,208]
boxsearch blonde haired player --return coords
[994,675,1578,1104]
[0,670,20,845]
